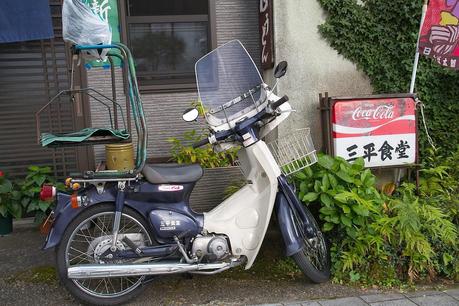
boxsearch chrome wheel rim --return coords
[65,211,151,298]
[291,207,328,271]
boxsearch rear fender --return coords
[42,185,117,250]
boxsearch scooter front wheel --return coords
[291,205,331,283]
[56,203,153,305]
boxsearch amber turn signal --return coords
[71,193,82,209]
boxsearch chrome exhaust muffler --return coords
[67,260,240,279]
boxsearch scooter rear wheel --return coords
[56,203,152,305]
[291,205,331,283]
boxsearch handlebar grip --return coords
[271,95,289,110]
[192,137,210,149]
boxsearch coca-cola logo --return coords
[352,105,394,120]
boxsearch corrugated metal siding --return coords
[215,0,261,68]
[190,167,245,212]
[0,1,78,178]
[88,0,260,159]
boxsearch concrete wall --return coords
[266,0,373,149]
[86,0,260,164]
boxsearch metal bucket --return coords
[105,143,135,171]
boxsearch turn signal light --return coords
[71,193,81,209]
[40,185,56,202]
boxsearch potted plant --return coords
[0,171,21,235]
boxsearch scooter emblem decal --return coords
[160,220,181,231]
[158,185,184,192]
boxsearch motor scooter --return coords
[41,40,330,305]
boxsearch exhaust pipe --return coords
[68,260,241,279]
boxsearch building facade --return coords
[0,0,373,178]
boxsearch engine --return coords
[191,234,230,261]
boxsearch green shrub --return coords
[294,154,458,285]
[168,129,239,168]
[0,166,61,222]
[0,172,21,219]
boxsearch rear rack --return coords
[35,43,148,180]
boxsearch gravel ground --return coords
[0,224,455,306]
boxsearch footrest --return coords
[41,127,130,147]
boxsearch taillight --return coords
[40,185,56,201]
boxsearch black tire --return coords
[291,206,331,283]
[56,203,152,305]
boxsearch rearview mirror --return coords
[182,108,199,122]
[274,61,288,78]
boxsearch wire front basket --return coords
[267,128,317,176]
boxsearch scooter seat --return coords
[142,164,203,184]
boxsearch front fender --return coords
[275,192,304,256]
[43,185,117,250]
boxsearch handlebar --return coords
[192,96,289,148]
[271,95,289,110]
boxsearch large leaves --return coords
[303,192,319,202]
[318,154,335,170]
[0,179,12,193]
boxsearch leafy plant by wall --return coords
[168,129,239,168]
[294,154,459,284]
[317,0,459,154]
[0,166,61,223]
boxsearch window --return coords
[122,0,215,92]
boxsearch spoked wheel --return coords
[291,205,330,283]
[56,203,153,305]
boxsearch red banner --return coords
[419,0,459,68]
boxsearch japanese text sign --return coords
[332,96,417,168]
[259,0,274,70]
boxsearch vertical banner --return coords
[419,0,459,69]
[82,0,120,67]
[259,0,274,70]
[331,96,417,168]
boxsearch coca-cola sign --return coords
[331,96,417,168]
[352,105,394,121]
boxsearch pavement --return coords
[0,222,457,306]
[259,289,459,306]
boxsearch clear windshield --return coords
[195,40,265,126]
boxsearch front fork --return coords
[111,181,126,251]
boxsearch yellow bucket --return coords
[105,143,135,171]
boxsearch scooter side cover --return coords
[149,209,200,239]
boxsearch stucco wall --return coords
[267,0,373,149]
[87,0,260,164]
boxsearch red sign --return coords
[259,0,274,70]
[332,96,417,167]
[419,0,459,68]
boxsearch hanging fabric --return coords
[0,0,54,43]
[419,0,459,69]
